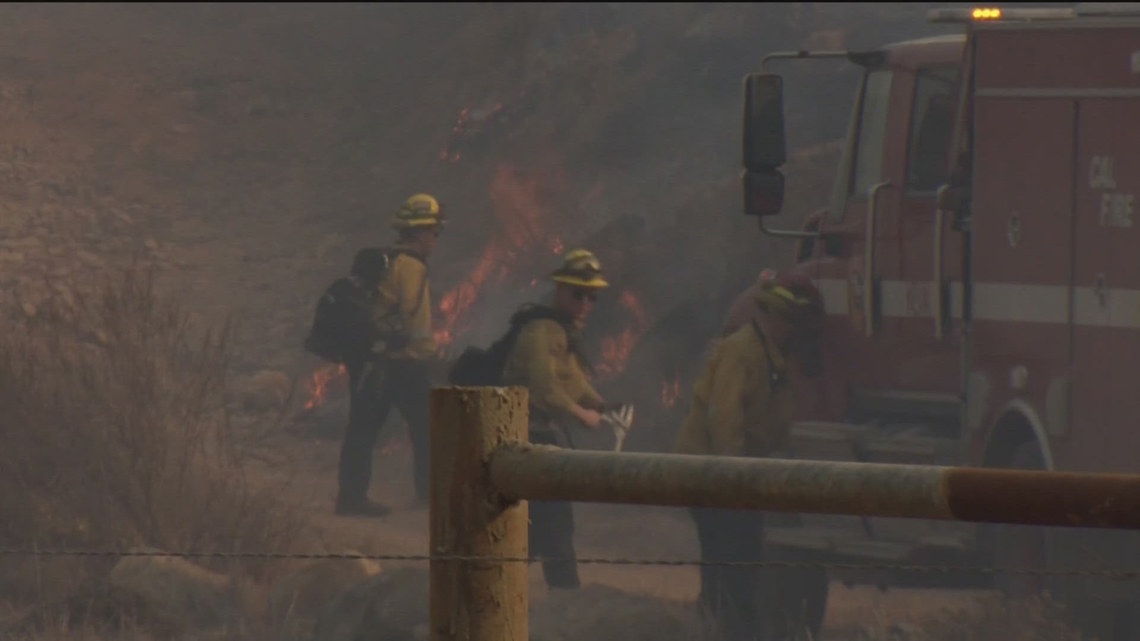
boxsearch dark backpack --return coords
[303,247,407,365]
[447,305,580,387]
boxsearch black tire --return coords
[989,441,1048,598]
[987,443,1140,641]
[756,554,829,641]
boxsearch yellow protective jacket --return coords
[724,279,766,337]
[502,318,604,426]
[673,321,795,458]
[370,244,436,361]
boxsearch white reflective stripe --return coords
[816,279,848,316]
[816,278,959,322]
[1080,287,1140,329]
[814,278,1140,329]
[971,283,1068,324]
[976,88,1140,99]
[1074,287,1107,327]
[880,281,913,321]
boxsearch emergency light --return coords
[927,6,1077,23]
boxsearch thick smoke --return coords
[409,3,960,451]
[23,4,960,443]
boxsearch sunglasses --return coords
[571,289,598,303]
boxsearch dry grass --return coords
[848,593,1092,641]
[531,583,702,641]
[0,262,307,635]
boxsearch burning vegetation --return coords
[433,161,568,351]
[286,4,867,424]
[303,363,347,411]
[300,154,666,415]
[595,289,650,381]
[661,370,683,410]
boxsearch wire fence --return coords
[1,547,1137,580]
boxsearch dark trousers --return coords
[528,429,580,589]
[691,507,766,641]
[337,359,432,505]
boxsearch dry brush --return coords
[0,263,307,635]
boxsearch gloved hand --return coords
[600,403,635,452]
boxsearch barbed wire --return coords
[1,547,1137,580]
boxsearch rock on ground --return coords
[107,548,242,630]
[269,552,383,627]
[311,567,429,641]
[231,368,293,413]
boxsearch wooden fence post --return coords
[429,386,529,641]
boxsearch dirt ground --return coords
[252,428,994,639]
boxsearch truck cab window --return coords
[906,65,960,193]
[849,70,894,199]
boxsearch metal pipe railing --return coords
[428,386,1140,641]
[489,444,1140,530]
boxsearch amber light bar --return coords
[927,6,1077,23]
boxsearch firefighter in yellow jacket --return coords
[501,249,611,589]
[674,272,827,641]
[336,193,444,517]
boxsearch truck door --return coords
[895,64,963,393]
[810,63,966,421]
[796,67,898,426]
[1071,98,1140,473]
[781,63,970,554]
[810,67,907,397]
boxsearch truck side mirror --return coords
[742,168,785,217]
[742,73,788,171]
[742,73,788,217]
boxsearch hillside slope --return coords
[0,3,955,379]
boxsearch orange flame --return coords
[439,106,470,164]
[661,372,682,409]
[434,238,509,347]
[595,289,649,380]
[440,103,506,164]
[434,162,568,349]
[304,364,347,411]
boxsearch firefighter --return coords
[335,193,444,518]
[501,248,611,589]
[673,272,826,641]
[723,267,778,337]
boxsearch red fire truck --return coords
[741,4,1140,639]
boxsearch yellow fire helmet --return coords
[755,272,826,334]
[550,248,610,289]
[393,193,446,230]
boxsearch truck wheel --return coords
[757,555,829,641]
[991,441,1048,598]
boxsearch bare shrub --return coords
[0,263,307,598]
